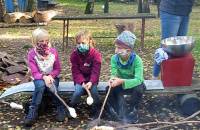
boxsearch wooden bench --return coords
[52,14,156,52]
[1,79,200,99]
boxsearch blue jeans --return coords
[70,84,100,106]
[31,78,62,108]
[160,11,189,39]
[153,11,190,77]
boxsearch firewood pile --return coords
[3,10,57,24]
[0,52,31,85]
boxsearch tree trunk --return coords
[27,0,36,12]
[155,0,161,17]
[85,0,95,14]
[137,0,150,13]
[0,0,5,22]
[104,0,109,13]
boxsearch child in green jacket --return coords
[106,30,145,124]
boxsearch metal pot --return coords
[161,36,195,57]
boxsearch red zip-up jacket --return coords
[70,48,102,85]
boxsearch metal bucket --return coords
[161,36,195,57]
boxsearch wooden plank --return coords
[145,79,200,94]
[52,14,156,21]
[1,79,200,99]
[0,22,47,28]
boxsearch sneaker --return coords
[56,105,66,122]
[24,106,38,126]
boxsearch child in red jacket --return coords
[70,30,102,118]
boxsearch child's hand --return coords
[85,82,92,90]
[43,75,51,87]
[110,77,124,88]
[82,82,86,88]
[108,78,115,87]
[43,75,54,88]
[48,75,54,84]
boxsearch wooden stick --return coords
[85,87,92,97]
[0,100,10,105]
[96,85,112,125]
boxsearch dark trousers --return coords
[106,83,145,118]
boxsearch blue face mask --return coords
[77,43,89,53]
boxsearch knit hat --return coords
[115,30,136,49]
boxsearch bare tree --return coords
[85,0,95,14]
[0,0,5,22]
[27,0,37,12]
[137,0,150,13]
[104,0,109,13]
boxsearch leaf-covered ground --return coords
[0,36,200,130]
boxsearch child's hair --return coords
[32,28,49,45]
[75,30,95,48]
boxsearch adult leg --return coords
[153,11,182,78]
[177,16,189,36]
[160,11,182,39]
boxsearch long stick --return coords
[96,85,112,125]
[51,83,70,109]
[85,87,92,97]
[0,100,23,109]
[50,83,77,118]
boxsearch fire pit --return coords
[161,36,195,57]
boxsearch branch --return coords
[116,110,200,129]
[150,121,200,130]
[182,110,200,121]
